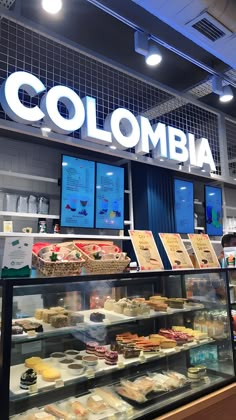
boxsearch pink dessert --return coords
[86,342,98,354]
[105,350,118,365]
[95,346,107,359]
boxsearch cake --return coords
[35,309,44,320]
[89,312,105,322]
[50,314,68,328]
[50,306,65,313]
[95,346,106,359]
[34,362,51,374]
[16,321,43,333]
[42,368,61,382]
[12,325,23,335]
[43,310,58,323]
[25,357,42,369]
[123,347,141,359]
[159,339,177,349]
[86,342,98,354]
[105,350,118,365]
[68,312,84,326]
[167,299,184,309]
[20,368,37,390]
[137,303,150,316]
[123,303,138,317]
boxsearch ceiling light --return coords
[219,85,234,103]
[134,31,162,67]
[42,0,62,14]
[145,44,162,66]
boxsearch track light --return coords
[134,31,162,67]
[220,85,234,103]
[212,76,234,103]
[42,0,63,14]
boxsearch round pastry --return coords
[89,312,105,322]
[34,362,51,374]
[86,342,98,354]
[59,358,74,369]
[95,346,106,359]
[20,368,37,389]
[64,350,80,357]
[104,350,118,365]
[25,357,42,368]
[42,367,61,382]
[12,325,23,335]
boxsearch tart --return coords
[25,357,42,369]
[42,368,61,382]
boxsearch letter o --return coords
[40,86,85,134]
[104,108,140,149]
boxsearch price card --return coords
[1,236,33,277]
[139,352,146,363]
[86,369,95,379]
[27,330,36,338]
[188,234,220,268]
[159,233,193,269]
[55,379,64,388]
[117,361,125,369]
[28,383,38,394]
[129,230,164,271]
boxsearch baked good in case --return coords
[105,350,118,365]
[50,314,68,328]
[87,394,108,413]
[43,310,58,323]
[95,346,106,358]
[34,362,51,374]
[104,298,115,311]
[86,341,98,354]
[20,368,37,390]
[44,405,68,419]
[34,309,44,320]
[68,312,84,326]
[26,413,56,420]
[25,357,42,368]
[12,325,23,335]
[90,312,105,322]
[160,339,177,348]
[123,347,141,358]
[42,368,61,382]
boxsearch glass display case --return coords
[0,269,235,420]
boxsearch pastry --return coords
[160,339,177,349]
[104,298,115,311]
[50,306,65,313]
[34,309,44,320]
[26,413,56,420]
[123,303,138,317]
[132,377,155,394]
[95,346,106,359]
[20,368,37,390]
[43,310,58,323]
[116,383,147,403]
[68,312,84,326]
[42,368,61,382]
[50,314,68,328]
[16,321,43,333]
[167,299,184,309]
[123,347,141,358]
[34,362,51,374]
[93,388,124,410]
[86,342,98,354]
[105,350,118,365]
[25,357,42,368]
[44,405,68,419]
[68,400,88,417]
[87,394,108,413]
[12,325,23,335]
[90,312,105,322]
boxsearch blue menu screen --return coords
[205,185,223,236]
[60,155,95,228]
[95,163,124,229]
[174,179,194,233]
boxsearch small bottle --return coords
[54,223,60,234]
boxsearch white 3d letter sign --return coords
[0,71,216,172]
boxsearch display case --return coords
[0,269,235,420]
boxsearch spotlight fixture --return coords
[134,31,162,67]
[42,0,63,14]
[212,76,234,103]
[220,85,234,103]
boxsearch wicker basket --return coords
[74,245,130,275]
[32,243,84,276]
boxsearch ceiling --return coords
[8,0,236,117]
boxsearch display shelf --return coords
[0,211,59,219]
[10,305,206,344]
[10,339,214,400]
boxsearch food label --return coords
[91,395,103,402]
[55,379,64,388]
[28,383,38,394]
[27,330,36,338]
[117,361,124,369]
[159,233,193,269]
[188,234,220,268]
[1,236,33,277]
[129,230,164,271]
[86,369,95,379]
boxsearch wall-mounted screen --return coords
[174,179,194,234]
[60,155,95,228]
[95,163,124,230]
[205,185,223,236]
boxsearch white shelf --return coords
[0,232,131,240]
[0,211,59,219]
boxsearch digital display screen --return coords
[60,155,95,228]
[174,179,194,234]
[205,185,223,236]
[95,163,124,230]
